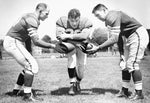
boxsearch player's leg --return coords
[128,27,149,100]
[3,36,42,101]
[67,49,77,95]
[75,48,87,92]
[14,39,42,101]
[3,36,27,95]
[117,44,131,98]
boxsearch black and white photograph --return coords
[0,0,150,103]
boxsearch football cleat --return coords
[116,87,130,98]
[68,83,77,95]
[116,90,130,98]
[23,93,43,102]
[12,89,20,96]
[12,89,24,96]
[76,82,81,93]
[129,90,144,100]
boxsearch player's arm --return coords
[97,26,120,49]
[26,17,55,49]
[117,34,124,56]
[56,18,66,40]
[97,13,121,50]
[69,20,93,41]
[71,27,92,41]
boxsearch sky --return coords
[0,0,150,40]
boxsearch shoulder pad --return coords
[105,11,120,26]
[56,16,68,29]
[79,17,93,30]
[24,14,39,29]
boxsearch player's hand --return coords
[86,45,100,54]
[119,55,126,70]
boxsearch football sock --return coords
[122,70,131,81]
[132,70,142,90]
[24,86,32,94]
[74,68,81,82]
[122,70,131,89]
[122,81,130,89]
[76,75,81,82]
[68,68,76,79]
[24,71,34,88]
[132,70,142,83]
[16,70,25,86]
[14,84,22,90]
[122,87,128,94]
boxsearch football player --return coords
[3,3,56,101]
[56,8,93,95]
[87,4,149,100]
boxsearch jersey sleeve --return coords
[105,11,121,37]
[25,17,39,37]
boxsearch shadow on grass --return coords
[51,87,119,96]
[4,89,45,97]
[51,87,69,95]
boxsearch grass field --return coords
[0,53,150,103]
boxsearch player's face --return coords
[94,10,106,21]
[68,17,80,29]
[39,9,49,21]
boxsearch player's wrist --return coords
[98,45,102,51]
[49,43,56,49]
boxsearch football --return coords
[90,27,109,45]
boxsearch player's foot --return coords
[116,87,130,98]
[12,89,24,96]
[129,90,144,100]
[23,93,43,102]
[12,89,20,96]
[68,83,76,95]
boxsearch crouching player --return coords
[56,8,93,95]
[3,3,56,102]
[87,4,149,100]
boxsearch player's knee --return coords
[77,64,86,69]
[32,63,39,74]
[25,62,39,74]
[67,59,76,68]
